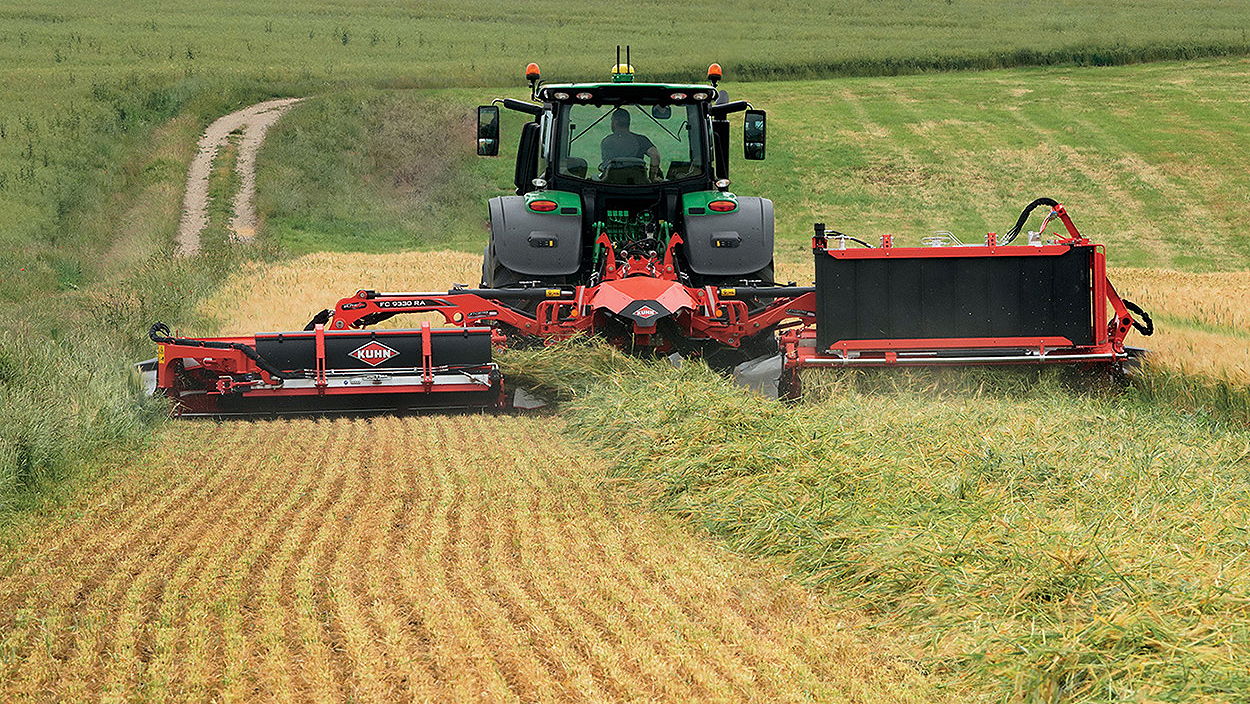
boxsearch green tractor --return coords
[475,53,773,294]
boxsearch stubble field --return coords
[0,414,937,702]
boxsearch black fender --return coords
[683,196,774,277]
[487,196,583,277]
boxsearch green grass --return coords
[505,341,1250,701]
[0,112,259,522]
[0,248,250,520]
[255,91,511,255]
[257,58,1250,272]
[741,60,1250,271]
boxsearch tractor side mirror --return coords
[743,109,766,160]
[651,104,672,120]
[477,105,500,156]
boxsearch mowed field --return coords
[178,251,1250,699]
[0,416,936,702]
[0,262,944,702]
[3,2,1250,701]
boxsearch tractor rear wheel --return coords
[481,246,542,313]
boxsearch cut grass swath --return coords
[507,340,1250,701]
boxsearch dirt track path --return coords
[0,416,933,702]
[176,97,303,255]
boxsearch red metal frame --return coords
[326,236,817,352]
[781,204,1140,373]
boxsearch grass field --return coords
[257,59,1250,272]
[6,0,1250,298]
[180,250,1250,699]
[1115,269,1250,382]
[4,2,1250,701]
[4,0,1250,517]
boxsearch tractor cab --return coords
[476,56,774,290]
[542,83,714,188]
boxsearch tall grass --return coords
[0,251,245,519]
[505,341,1250,701]
[255,92,508,255]
[1130,365,1250,428]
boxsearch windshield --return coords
[557,103,705,185]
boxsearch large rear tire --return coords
[481,245,543,314]
[481,245,530,289]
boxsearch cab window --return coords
[558,103,704,185]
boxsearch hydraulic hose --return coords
[827,231,874,248]
[302,308,331,331]
[1121,299,1155,336]
[148,323,302,380]
[1002,197,1061,245]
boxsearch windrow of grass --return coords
[505,342,1250,701]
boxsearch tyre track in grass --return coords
[0,413,943,702]
[175,97,302,255]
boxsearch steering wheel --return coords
[598,157,647,178]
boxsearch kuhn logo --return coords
[634,305,659,320]
[348,341,399,366]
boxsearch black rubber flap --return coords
[814,246,1095,350]
[254,329,492,372]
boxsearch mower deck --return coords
[146,324,504,417]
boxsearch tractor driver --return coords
[600,108,661,182]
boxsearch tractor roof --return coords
[537,83,718,103]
